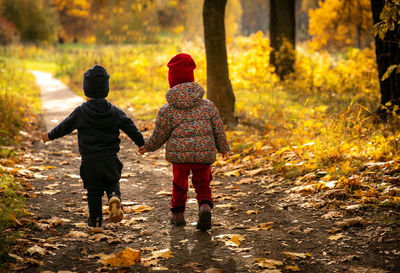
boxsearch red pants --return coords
[170,163,213,212]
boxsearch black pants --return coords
[80,157,123,225]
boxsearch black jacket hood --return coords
[80,99,117,129]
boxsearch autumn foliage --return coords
[308,0,373,50]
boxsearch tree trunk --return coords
[269,0,296,80]
[371,0,400,112]
[203,0,236,128]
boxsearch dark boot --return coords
[196,203,211,230]
[170,212,186,226]
[88,217,102,227]
[108,194,123,223]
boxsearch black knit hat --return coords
[83,65,110,98]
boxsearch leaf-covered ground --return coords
[0,69,399,272]
[1,119,398,273]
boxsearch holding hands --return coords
[138,145,147,154]
[41,132,50,143]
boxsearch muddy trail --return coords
[8,72,400,272]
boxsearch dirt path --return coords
[19,72,400,272]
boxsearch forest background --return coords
[0,0,399,268]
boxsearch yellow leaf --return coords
[282,252,312,260]
[152,249,173,259]
[254,258,283,269]
[103,247,141,267]
[224,170,241,177]
[246,167,271,176]
[382,65,398,81]
[285,265,300,271]
[245,210,258,215]
[215,203,236,209]
[125,205,155,213]
[225,234,245,247]
[259,222,274,230]
[156,191,172,196]
[328,233,344,241]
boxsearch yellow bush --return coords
[0,59,40,145]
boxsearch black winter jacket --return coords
[48,99,144,159]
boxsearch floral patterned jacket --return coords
[144,82,230,164]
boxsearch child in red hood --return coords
[139,53,230,230]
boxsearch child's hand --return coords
[222,152,229,160]
[41,132,50,143]
[138,146,147,154]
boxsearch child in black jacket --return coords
[42,65,144,227]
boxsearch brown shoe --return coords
[170,212,186,226]
[196,204,211,230]
[109,196,123,223]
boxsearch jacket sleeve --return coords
[210,104,230,153]
[48,107,80,140]
[144,105,173,152]
[117,109,145,147]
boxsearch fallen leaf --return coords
[67,230,89,238]
[40,190,61,195]
[8,253,24,262]
[224,170,241,177]
[152,249,173,258]
[64,174,81,179]
[151,266,169,271]
[102,247,141,267]
[247,222,273,231]
[335,217,367,228]
[246,167,271,176]
[140,257,159,267]
[203,268,223,273]
[8,263,29,271]
[225,234,245,247]
[88,253,112,259]
[328,233,344,241]
[254,258,283,269]
[73,222,87,228]
[17,169,34,178]
[215,203,237,209]
[245,209,259,215]
[47,216,70,227]
[321,211,343,220]
[156,191,172,196]
[124,205,155,213]
[42,242,64,250]
[283,252,311,260]
[236,178,256,184]
[27,245,47,256]
[89,234,111,242]
[285,265,300,271]
[35,222,50,231]
[9,214,23,227]
[24,258,45,266]
[183,262,200,269]
[259,222,274,230]
[45,183,59,189]
[121,234,136,244]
